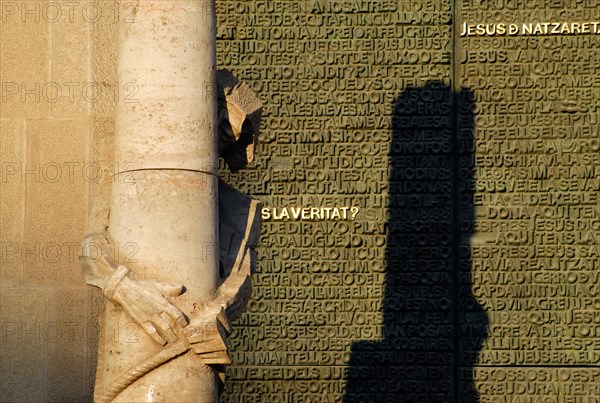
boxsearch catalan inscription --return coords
[458,0,600,372]
[461,21,600,36]
[216,0,599,401]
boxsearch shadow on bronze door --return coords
[344,82,488,403]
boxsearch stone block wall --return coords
[1,1,95,399]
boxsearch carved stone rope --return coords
[82,191,259,402]
[81,66,262,401]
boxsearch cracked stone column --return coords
[100,1,219,401]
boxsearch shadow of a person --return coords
[344,82,488,402]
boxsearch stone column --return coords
[101,1,219,401]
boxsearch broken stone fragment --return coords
[217,69,262,172]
